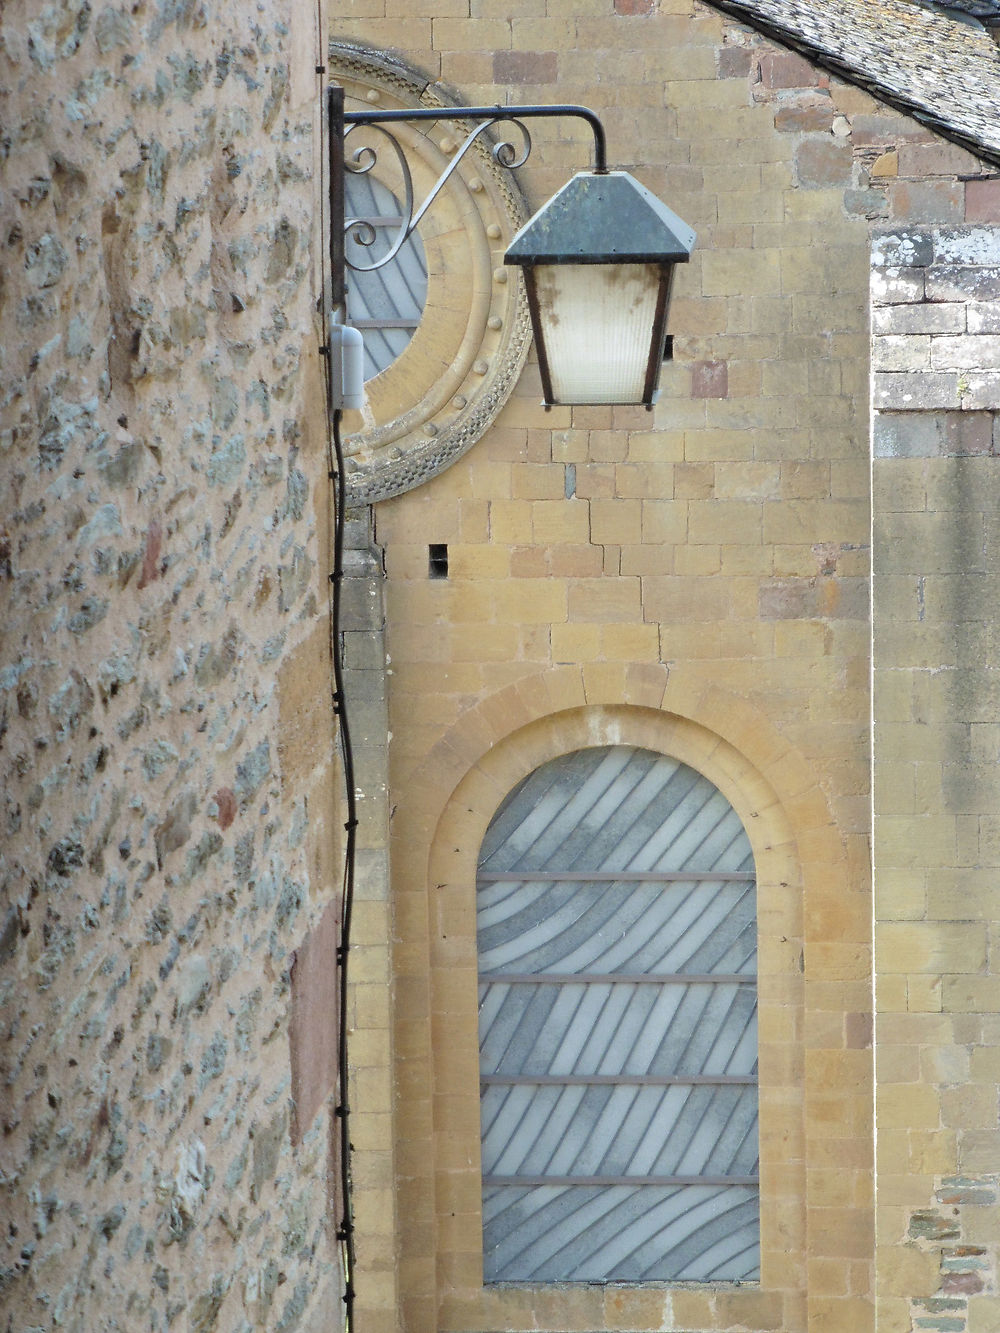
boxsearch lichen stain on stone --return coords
[154,789,197,867]
[24,233,68,288]
[250,1107,287,1203]
[47,668,94,737]
[194,624,240,686]
[278,545,312,613]
[265,217,297,283]
[235,738,272,809]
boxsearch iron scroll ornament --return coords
[342,116,528,276]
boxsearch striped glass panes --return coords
[344,172,428,381]
[477,745,759,1284]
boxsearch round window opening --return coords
[331,42,532,505]
[345,173,428,382]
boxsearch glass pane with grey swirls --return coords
[481,1081,759,1179]
[482,1182,760,1283]
[479,746,755,878]
[478,877,757,977]
[479,980,757,1078]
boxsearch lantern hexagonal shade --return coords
[504,171,696,408]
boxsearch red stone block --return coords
[289,900,341,1145]
[774,97,835,133]
[137,518,163,589]
[717,45,753,78]
[691,359,728,398]
[966,177,1000,223]
[757,49,822,90]
[492,50,557,83]
[941,1272,984,1296]
[795,137,852,188]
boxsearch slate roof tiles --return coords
[700,0,1000,167]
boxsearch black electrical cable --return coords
[316,31,358,1329]
[322,394,358,1327]
[328,403,358,1331]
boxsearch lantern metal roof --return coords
[504,171,697,268]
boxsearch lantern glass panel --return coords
[529,262,666,405]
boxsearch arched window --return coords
[477,745,759,1283]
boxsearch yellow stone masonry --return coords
[331,3,1000,1332]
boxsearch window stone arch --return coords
[400,695,810,1332]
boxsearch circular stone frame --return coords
[331,42,532,505]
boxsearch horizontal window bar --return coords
[352,318,421,330]
[479,972,756,985]
[477,871,755,883]
[483,1175,760,1188]
[481,1074,757,1086]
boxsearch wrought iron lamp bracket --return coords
[328,87,607,310]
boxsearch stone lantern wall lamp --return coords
[327,85,696,410]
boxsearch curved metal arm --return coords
[344,103,607,174]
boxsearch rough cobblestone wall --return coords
[904,1177,998,1333]
[0,2,344,1330]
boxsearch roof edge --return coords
[697,0,1000,172]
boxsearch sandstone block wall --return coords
[0,2,345,1330]
[330,2,1000,1331]
[333,2,873,1330]
[873,228,1000,1333]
